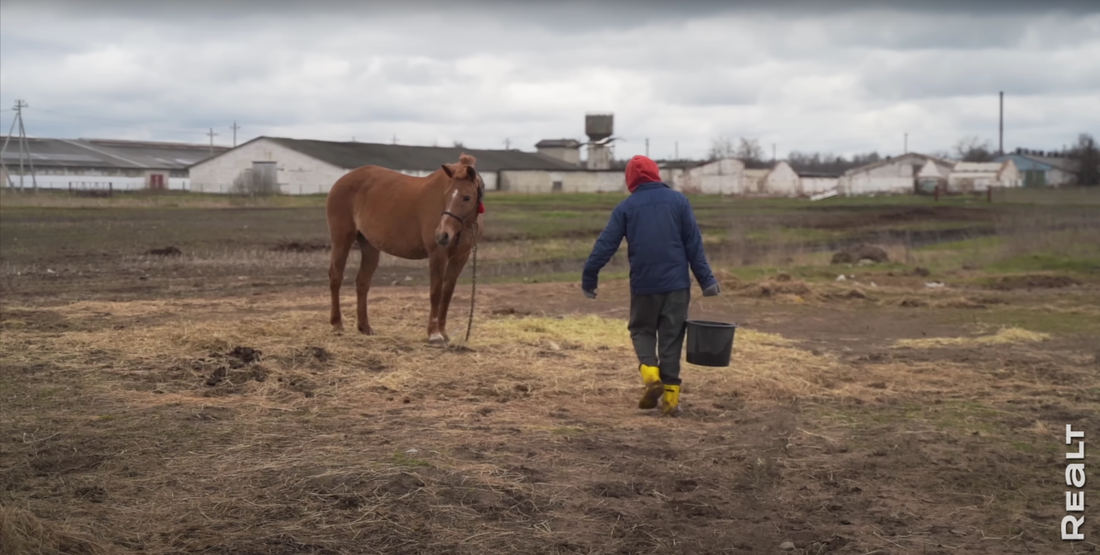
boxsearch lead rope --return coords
[464,241,478,343]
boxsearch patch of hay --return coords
[737,274,815,299]
[831,244,889,265]
[893,327,1051,349]
[933,298,987,310]
[0,505,115,555]
[711,269,744,291]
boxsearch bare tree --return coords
[953,136,995,162]
[735,138,766,167]
[787,151,881,174]
[1069,133,1099,186]
[707,136,735,161]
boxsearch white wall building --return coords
[947,160,1022,192]
[659,158,745,195]
[0,137,227,191]
[839,153,955,196]
[187,137,584,195]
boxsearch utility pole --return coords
[0,100,38,192]
[675,141,679,160]
[392,134,398,145]
[230,121,240,147]
[503,138,511,150]
[206,128,217,155]
[645,138,649,158]
[904,132,908,154]
[999,91,1004,156]
[772,143,776,162]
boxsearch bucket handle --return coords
[689,290,736,319]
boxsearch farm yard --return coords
[1,188,1099,554]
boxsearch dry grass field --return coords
[2,188,1099,554]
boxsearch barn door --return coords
[1023,170,1045,188]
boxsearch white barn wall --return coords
[189,139,348,194]
[761,162,800,196]
[801,177,839,195]
[187,138,500,195]
[499,170,623,193]
[0,175,191,191]
[841,159,917,196]
[672,159,744,195]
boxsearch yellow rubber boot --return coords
[638,364,663,409]
[661,384,682,417]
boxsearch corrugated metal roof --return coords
[843,152,954,176]
[535,139,581,149]
[264,137,583,172]
[0,136,228,170]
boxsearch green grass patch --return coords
[985,254,1100,275]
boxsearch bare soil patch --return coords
[986,274,1082,291]
[2,279,1097,554]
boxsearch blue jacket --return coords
[582,182,717,296]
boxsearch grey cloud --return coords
[2,1,1097,160]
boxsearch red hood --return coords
[625,155,662,192]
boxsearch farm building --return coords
[659,158,745,195]
[795,169,841,196]
[916,159,950,194]
[946,160,1021,192]
[756,161,800,196]
[0,136,228,191]
[741,168,771,195]
[730,162,837,197]
[838,153,954,196]
[535,139,583,166]
[186,136,603,195]
[993,150,1080,187]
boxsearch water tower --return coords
[585,113,614,170]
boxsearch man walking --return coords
[581,154,720,416]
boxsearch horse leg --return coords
[427,250,448,345]
[437,249,471,343]
[355,239,381,335]
[328,230,356,332]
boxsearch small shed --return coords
[993,150,1079,187]
[916,159,949,194]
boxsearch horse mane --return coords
[456,153,478,179]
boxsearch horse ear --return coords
[466,166,477,180]
[441,164,454,178]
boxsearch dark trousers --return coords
[628,287,690,386]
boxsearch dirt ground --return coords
[3,256,1099,555]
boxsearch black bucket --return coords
[685,319,738,367]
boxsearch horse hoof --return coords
[358,326,374,336]
[332,323,344,333]
[428,333,447,345]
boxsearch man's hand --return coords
[583,288,597,299]
[702,283,720,297]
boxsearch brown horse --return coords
[325,153,485,344]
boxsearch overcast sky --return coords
[1,0,1097,161]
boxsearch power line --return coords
[0,100,39,192]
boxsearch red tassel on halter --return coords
[478,202,485,214]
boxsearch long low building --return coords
[1,137,228,191]
[186,136,606,195]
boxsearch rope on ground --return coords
[465,242,478,343]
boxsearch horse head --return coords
[435,153,483,248]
